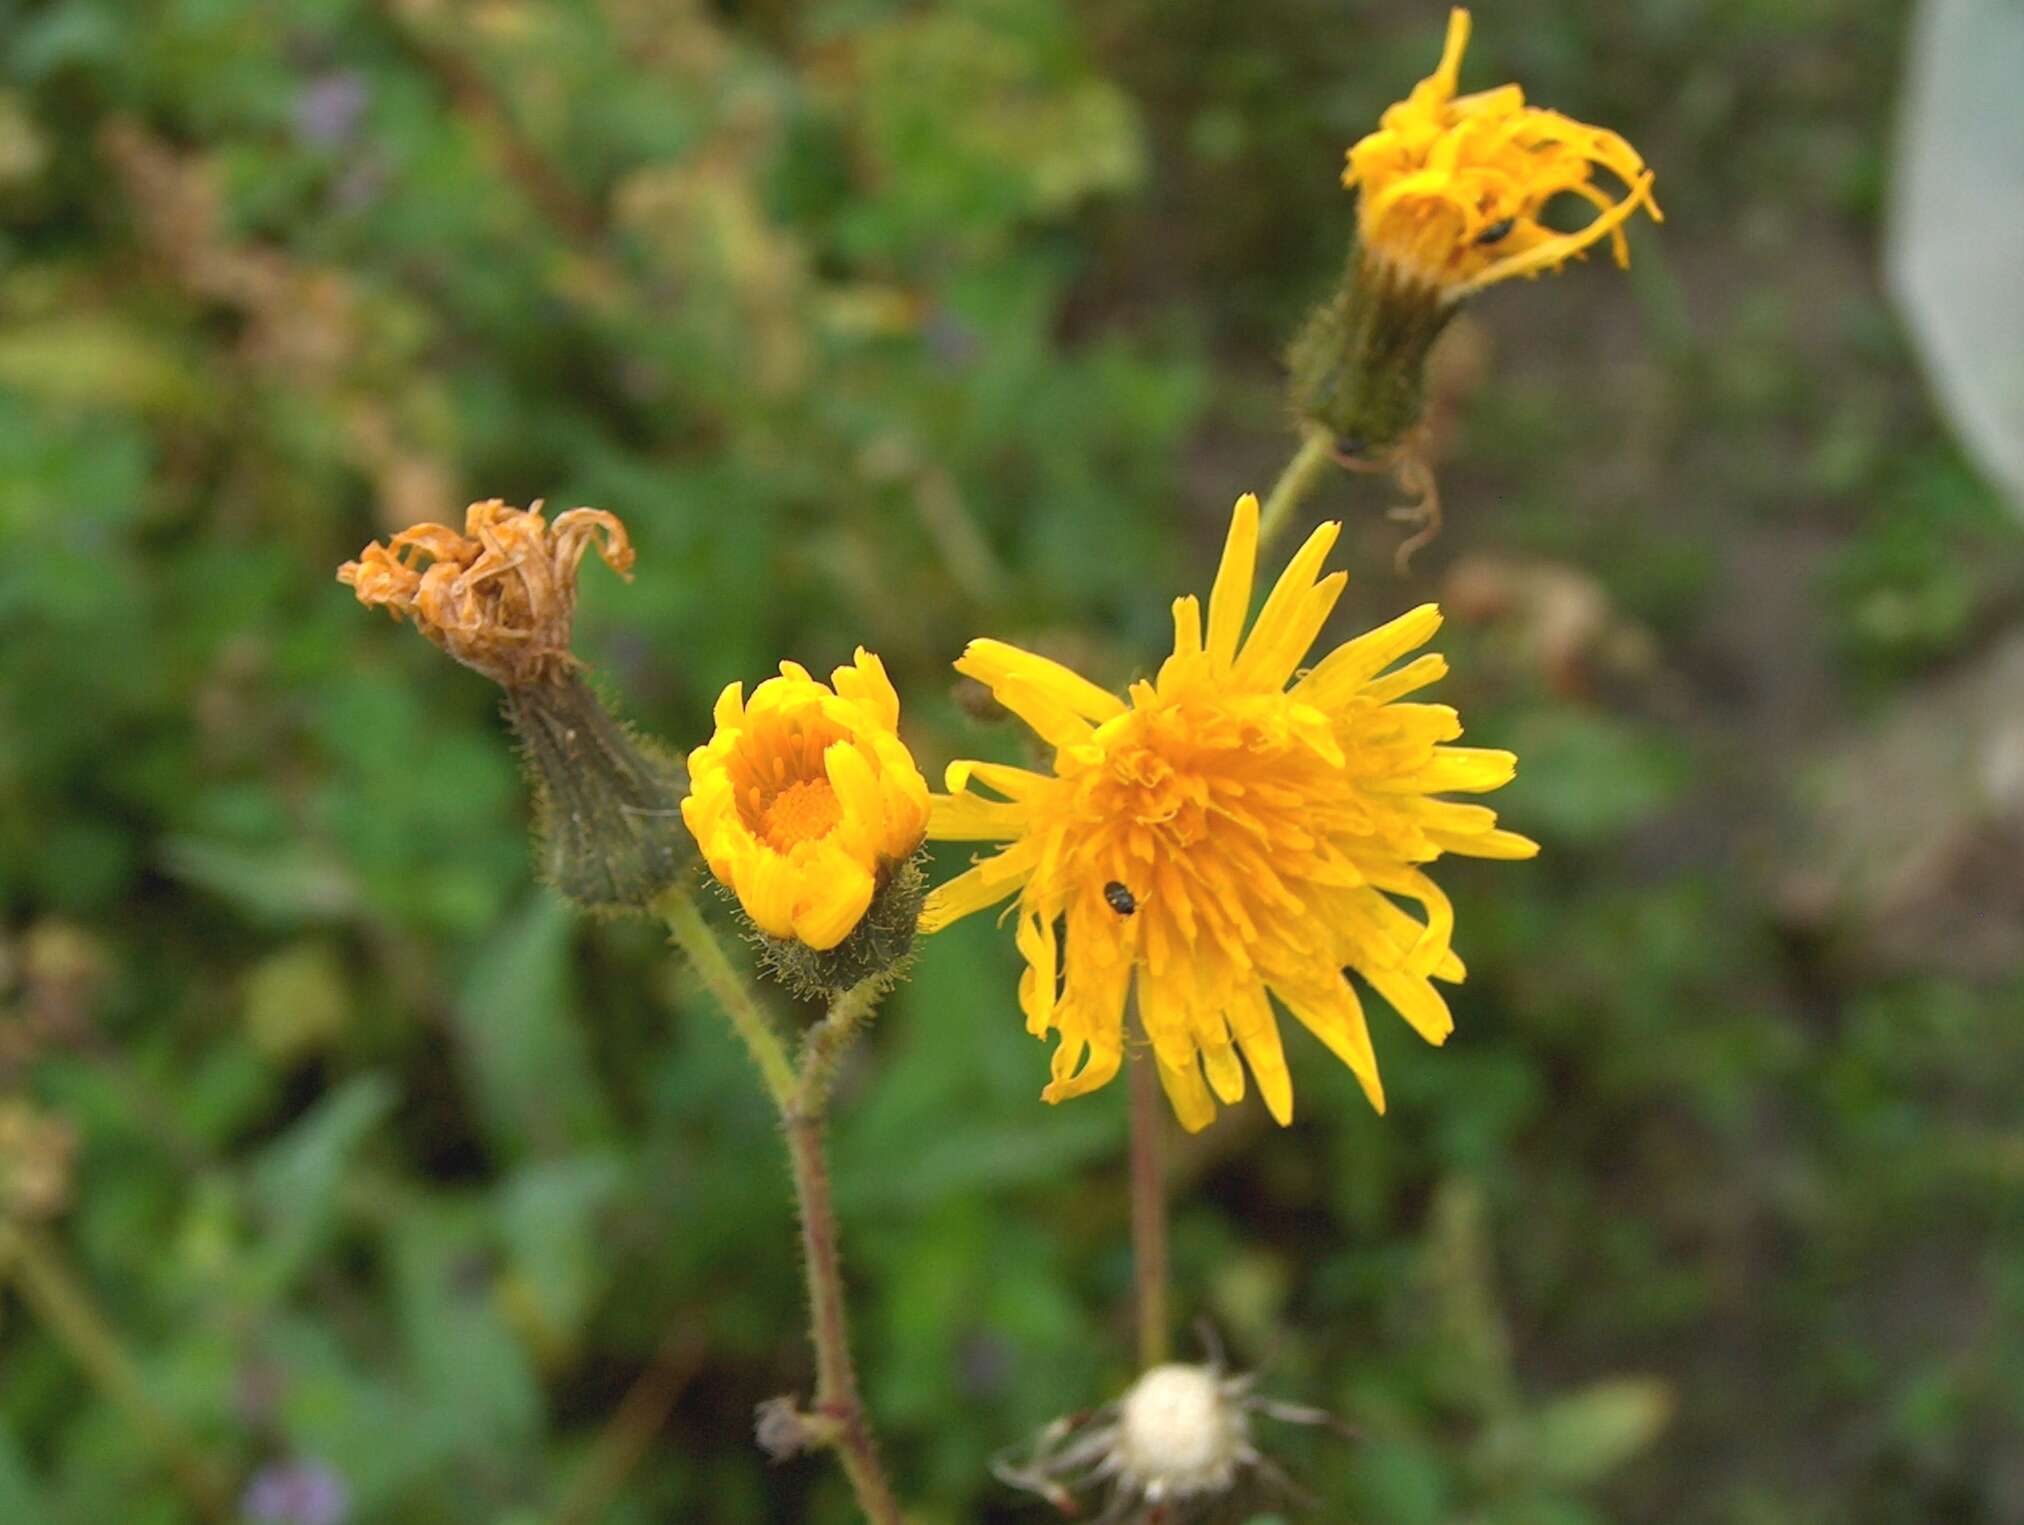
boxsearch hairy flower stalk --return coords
[1288,7,1660,556]
[922,492,1536,1131]
[650,894,908,1525]
[338,500,691,910]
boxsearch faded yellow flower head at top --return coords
[1346,8,1660,299]
[920,494,1537,1132]
[684,650,931,952]
[338,499,632,687]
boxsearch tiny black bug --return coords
[1474,216,1516,246]
[1103,881,1137,916]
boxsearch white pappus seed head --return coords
[991,1333,1345,1521]
[1114,1363,1251,1501]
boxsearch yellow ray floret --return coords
[920,494,1537,1132]
[684,649,931,951]
[1345,8,1660,298]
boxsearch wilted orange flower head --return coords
[338,500,632,687]
[1346,8,1659,298]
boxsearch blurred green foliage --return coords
[2,0,2021,1522]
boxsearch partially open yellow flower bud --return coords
[1290,7,1662,523]
[1345,8,1659,303]
[684,650,930,968]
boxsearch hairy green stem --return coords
[655,885,797,1109]
[656,894,902,1522]
[1257,424,1340,557]
[0,1221,233,1522]
[796,977,884,1119]
[786,1003,903,1525]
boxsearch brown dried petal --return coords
[337,500,632,686]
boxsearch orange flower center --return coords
[761,777,843,851]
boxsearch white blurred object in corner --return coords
[1887,0,2024,517]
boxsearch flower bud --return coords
[1289,254,1458,457]
[683,649,930,996]
[748,852,927,1003]
[503,675,692,913]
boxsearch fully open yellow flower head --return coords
[920,494,1536,1132]
[338,499,632,688]
[1347,8,1659,301]
[684,650,931,959]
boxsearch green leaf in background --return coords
[160,836,361,928]
[0,1423,55,1523]
[241,939,352,1062]
[450,893,613,1162]
[0,317,207,419]
[247,1074,395,1298]
[1479,1377,1675,1491]
[1496,710,1687,847]
[390,1204,543,1463]
[266,1314,465,1519]
[1419,1180,1519,1421]
[493,1152,624,1365]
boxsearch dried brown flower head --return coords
[0,1100,79,1222]
[1,920,109,1084]
[338,497,691,910]
[338,499,633,688]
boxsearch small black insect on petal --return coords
[1474,216,1516,246]
[1103,881,1137,917]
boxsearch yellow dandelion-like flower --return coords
[338,499,632,688]
[920,494,1536,1131]
[1346,8,1660,300]
[684,650,931,952]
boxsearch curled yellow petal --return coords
[1343,7,1660,298]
